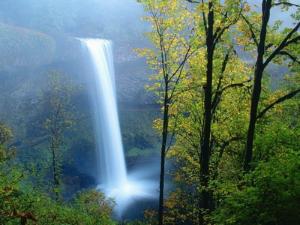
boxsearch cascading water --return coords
[81,39,127,189]
[80,38,156,215]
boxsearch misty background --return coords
[0,0,160,196]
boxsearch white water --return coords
[81,38,156,215]
[82,39,127,189]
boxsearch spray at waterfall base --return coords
[97,177,157,216]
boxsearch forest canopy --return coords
[0,0,299,225]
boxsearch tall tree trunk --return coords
[244,0,271,171]
[51,138,60,201]
[158,86,169,225]
[199,2,214,224]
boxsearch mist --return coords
[0,1,298,224]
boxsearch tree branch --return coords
[285,35,300,46]
[211,79,251,116]
[263,22,300,68]
[211,49,232,114]
[278,50,300,65]
[256,88,300,120]
[166,115,179,153]
[220,79,252,93]
[186,0,200,3]
[168,45,192,82]
[211,136,243,179]
[213,12,228,41]
[169,61,186,101]
[272,2,300,7]
[213,6,243,50]
[241,14,259,47]
[201,0,208,35]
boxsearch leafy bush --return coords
[0,123,116,225]
[213,150,300,225]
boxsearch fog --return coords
[0,0,146,42]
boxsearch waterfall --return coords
[80,38,156,216]
[81,39,127,189]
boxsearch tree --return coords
[0,122,115,224]
[43,71,76,201]
[137,1,196,224]
[0,123,38,225]
[241,0,300,171]
[74,190,115,224]
[138,1,300,224]
[166,48,251,224]
[213,149,300,225]
[0,122,13,162]
[184,1,246,223]
[139,1,250,223]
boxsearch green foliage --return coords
[121,107,160,158]
[0,0,299,224]
[0,122,13,162]
[42,71,78,199]
[0,123,116,225]
[73,190,115,224]
[213,150,300,225]
[138,0,300,224]
[0,189,116,225]
[24,190,116,225]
